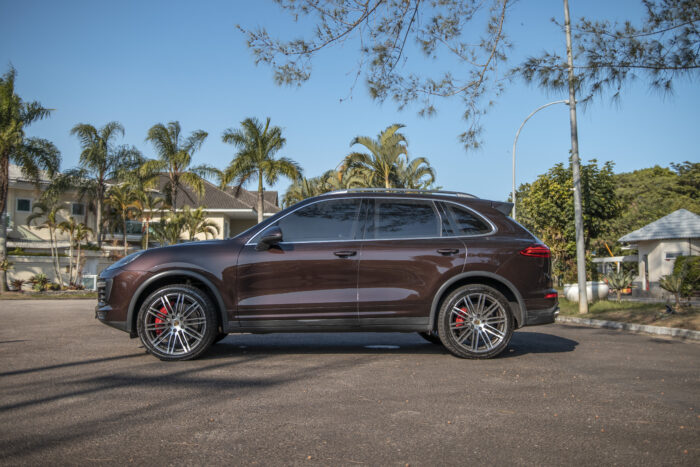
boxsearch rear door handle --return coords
[437,248,459,255]
[334,250,357,258]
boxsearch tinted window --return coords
[370,200,439,239]
[444,203,491,235]
[277,199,361,242]
[436,202,454,237]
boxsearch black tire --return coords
[213,332,228,344]
[437,284,513,359]
[418,331,442,345]
[137,284,217,361]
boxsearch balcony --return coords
[105,220,143,241]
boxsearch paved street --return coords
[0,299,698,466]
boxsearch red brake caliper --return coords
[155,303,168,335]
[455,307,467,327]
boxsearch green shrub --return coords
[29,273,49,291]
[673,256,699,297]
[604,269,635,302]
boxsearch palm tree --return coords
[151,215,185,246]
[396,156,436,189]
[58,217,79,285]
[105,184,140,256]
[134,192,165,249]
[344,124,408,188]
[142,121,214,212]
[283,175,325,206]
[604,269,635,303]
[66,121,142,248]
[181,206,220,241]
[0,66,61,291]
[73,223,92,284]
[27,198,66,288]
[220,117,302,223]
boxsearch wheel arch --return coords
[127,270,227,337]
[429,271,526,330]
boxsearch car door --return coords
[357,198,467,329]
[235,198,363,329]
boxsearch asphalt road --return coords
[0,300,698,466]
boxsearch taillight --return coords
[520,244,550,258]
[544,292,558,299]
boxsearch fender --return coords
[428,271,526,329]
[127,269,229,335]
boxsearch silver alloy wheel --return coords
[143,291,208,356]
[449,292,507,354]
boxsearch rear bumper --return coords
[525,304,559,326]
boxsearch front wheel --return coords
[437,284,513,359]
[137,285,217,361]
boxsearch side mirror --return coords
[255,226,283,251]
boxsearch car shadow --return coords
[200,331,578,359]
[502,331,578,358]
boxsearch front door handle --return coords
[334,250,357,258]
[437,248,459,256]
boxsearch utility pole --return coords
[564,0,589,313]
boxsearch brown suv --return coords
[96,189,558,361]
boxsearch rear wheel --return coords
[437,284,513,359]
[137,285,217,361]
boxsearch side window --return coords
[436,202,454,237]
[277,199,361,242]
[370,199,439,239]
[443,203,492,235]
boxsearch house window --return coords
[72,203,85,216]
[665,252,682,261]
[16,198,31,212]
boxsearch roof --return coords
[9,164,52,183]
[154,174,280,213]
[223,186,280,213]
[619,209,700,243]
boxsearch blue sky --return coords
[1,0,698,201]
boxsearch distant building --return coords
[618,209,700,297]
[5,164,280,251]
[148,173,280,241]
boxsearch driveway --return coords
[0,300,698,465]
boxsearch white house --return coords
[618,209,700,297]
[4,164,280,285]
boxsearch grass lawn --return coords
[0,291,97,300]
[558,298,700,331]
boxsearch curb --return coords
[555,315,700,341]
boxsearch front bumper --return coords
[94,268,148,334]
[95,304,128,332]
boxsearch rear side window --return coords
[368,199,440,239]
[442,203,492,235]
[277,199,361,242]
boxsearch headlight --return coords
[106,251,145,271]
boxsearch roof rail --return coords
[321,188,478,199]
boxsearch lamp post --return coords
[511,99,568,220]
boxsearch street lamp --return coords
[511,99,568,220]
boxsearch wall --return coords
[7,254,114,286]
[229,217,257,237]
[8,183,96,242]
